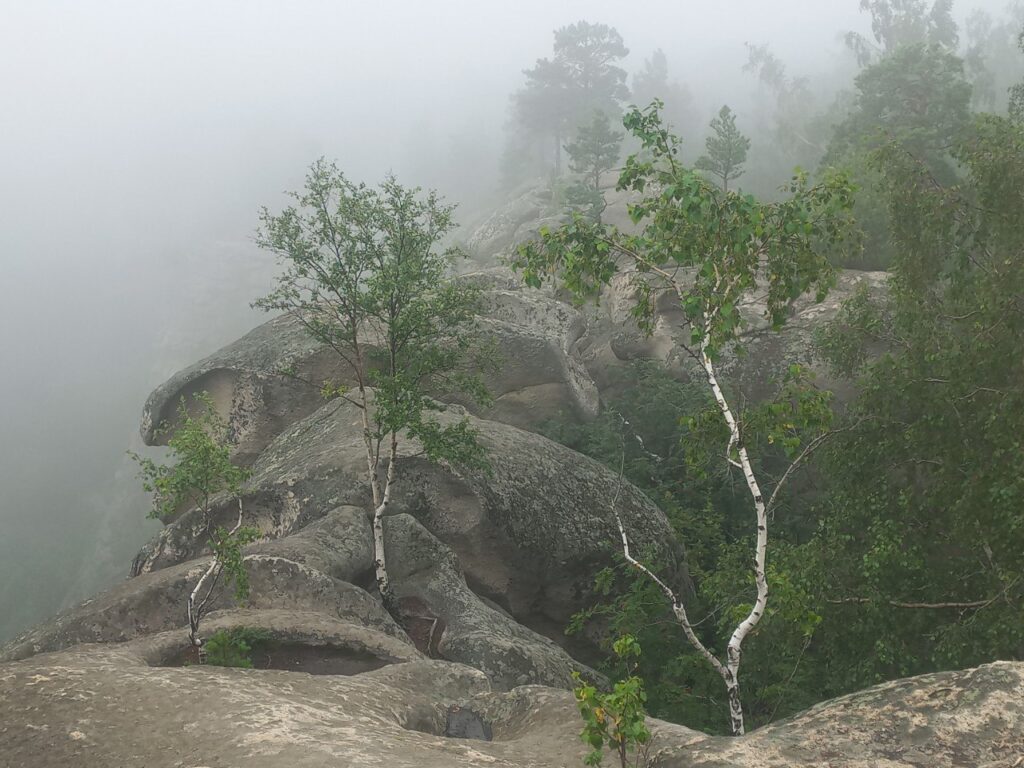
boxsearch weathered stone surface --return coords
[0,643,1019,767]
[142,284,600,462]
[470,286,599,426]
[654,661,1024,767]
[463,184,548,264]
[386,513,597,690]
[140,312,337,465]
[132,397,687,644]
[461,180,888,406]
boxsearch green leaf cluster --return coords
[130,393,249,523]
[516,100,857,357]
[808,112,1024,687]
[551,363,832,734]
[572,635,651,768]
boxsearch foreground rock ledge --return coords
[1,646,1020,767]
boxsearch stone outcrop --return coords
[130,395,686,650]
[140,281,601,463]
[1,644,1019,767]
[386,513,598,690]
[0,533,405,663]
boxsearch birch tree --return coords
[515,102,855,735]
[132,394,258,651]
[254,160,488,614]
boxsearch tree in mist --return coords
[511,21,629,177]
[631,49,695,138]
[845,0,958,66]
[564,110,624,220]
[740,43,835,197]
[823,41,971,268]
[132,394,258,651]
[515,102,857,735]
[254,159,489,613]
[960,9,1024,111]
[695,106,750,193]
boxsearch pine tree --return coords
[695,106,750,193]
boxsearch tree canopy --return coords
[255,159,489,611]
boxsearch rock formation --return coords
[2,187,1018,767]
[1,644,1020,767]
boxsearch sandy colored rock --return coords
[0,644,1019,768]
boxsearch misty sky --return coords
[0,0,1011,639]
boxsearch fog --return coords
[0,0,1009,641]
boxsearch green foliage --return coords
[254,159,490,475]
[131,391,257,646]
[517,103,854,734]
[555,364,836,733]
[573,635,651,768]
[555,90,1024,736]
[694,106,750,192]
[211,523,261,603]
[130,393,249,523]
[516,101,857,354]
[809,112,1024,689]
[203,627,272,669]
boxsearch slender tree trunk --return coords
[372,432,399,613]
[187,499,245,651]
[610,308,769,736]
[697,316,769,736]
[187,560,218,649]
[724,671,744,738]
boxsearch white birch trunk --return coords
[186,499,246,650]
[696,318,769,736]
[611,309,770,736]
[372,434,399,612]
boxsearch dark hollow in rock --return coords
[398,595,446,657]
[157,641,395,676]
[445,705,493,741]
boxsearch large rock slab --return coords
[0,644,1019,767]
[1,507,406,663]
[655,661,1024,767]
[131,397,688,644]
